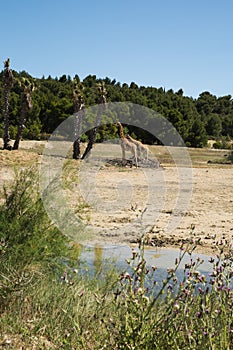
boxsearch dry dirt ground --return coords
[0,140,232,254]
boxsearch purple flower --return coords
[198,287,205,295]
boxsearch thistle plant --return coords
[106,230,233,349]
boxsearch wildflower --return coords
[198,287,205,295]
[137,287,144,295]
[214,309,221,315]
[142,295,149,304]
[135,275,141,282]
[167,268,175,274]
[79,290,84,297]
[217,266,223,273]
[123,272,131,280]
[61,272,69,283]
[209,270,217,277]
[173,302,180,312]
[193,270,200,277]
[199,274,206,282]
[132,299,139,306]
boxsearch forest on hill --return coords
[0,69,233,148]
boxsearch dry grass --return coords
[149,145,231,167]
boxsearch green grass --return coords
[1,228,232,349]
[0,163,232,349]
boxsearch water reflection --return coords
[78,244,213,275]
[94,245,103,273]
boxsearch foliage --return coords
[0,172,232,349]
[1,70,233,148]
[212,137,232,150]
[0,167,72,270]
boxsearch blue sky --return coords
[1,0,233,98]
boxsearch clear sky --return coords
[1,0,233,98]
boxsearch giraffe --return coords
[117,122,138,166]
[126,134,149,160]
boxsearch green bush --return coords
[213,138,232,150]
[8,124,17,140]
[0,167,72,269]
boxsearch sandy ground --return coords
[0,140,232,254]
[64,143,232,255]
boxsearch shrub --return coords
[0,167,72,269]
[213,138,232,150]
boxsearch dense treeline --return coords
[0,70,233,147]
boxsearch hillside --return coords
[0,70,233,148]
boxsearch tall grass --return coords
[0,167,232,349]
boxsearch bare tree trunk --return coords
[73,134,81,159]
[13,105,26,150]
[13,83,33,150]
[82,83,106,159]
[2,58,13,150]
[73,96,85,159]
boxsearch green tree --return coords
[206,113,222,138]
[186,117,208,147]
[196,91,217,117]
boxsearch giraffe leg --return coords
[121,145,126,160]
[137,147,141,160]
[133,148,138,167]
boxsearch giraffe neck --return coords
[118,123,125,140]
[128,135,134,141]
[128,135,138,144]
